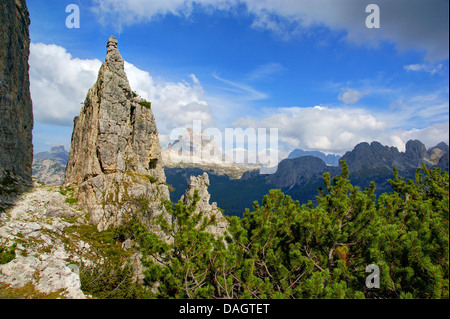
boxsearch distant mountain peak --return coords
[162,128,261,171]
[49,145,66,153]
[34,145,69,165]
[288,149,341,166]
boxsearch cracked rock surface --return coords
[0,183,90,299]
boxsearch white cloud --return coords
[92,0,449,61]
[338,88,368,104]
[404,63,444,75]
[30,43,215,147]
[390,122,449,152]
[386,89,449,129]
[212,73,268,101]
[124,62,215,134]
[233,105,389,154]
[245,63,285,81]
[29,43,102,126]
[232,104,449,155]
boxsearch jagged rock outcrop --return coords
[64,36,170,231]
[426,142,449,168]
[0,0,34,182]
[340,140,449,172]
[267,156,328,189]
[180,173,228,238]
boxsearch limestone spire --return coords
[107,35,118,53]
[64,36,169,231]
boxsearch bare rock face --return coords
[64,36,169,231]
[181,173,229,238]
[0,0,34,182]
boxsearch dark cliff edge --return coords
[0,0,34,212]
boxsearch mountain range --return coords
[34,145,69,164]
[32,139,449,216]
[165,139,449,216]
[32,146,68,185]
[162,128,261,178]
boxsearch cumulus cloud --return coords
[232,104,449,155]
[29,42,449,156]
[29,43,102,126]
[92,0,449,61]
[233,105,389,154]
[30,43,215,145]
[124,62,215,134]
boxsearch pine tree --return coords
[132,162,448,299]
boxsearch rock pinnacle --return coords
[64,36,169,231]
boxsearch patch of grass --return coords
[65,224,132,263]
[0,282,66,299]
[65,197,78,205]
[139,100,151,109]
[80,259,151,299]
[147,175,158,184]
[0,242,16,265]
[59,184,78,205]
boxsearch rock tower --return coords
[181,173,229,238]
[65,36,170,231]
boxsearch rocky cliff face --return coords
[267,156,328,189]
[0,0,34,182]
[64,36,169,231]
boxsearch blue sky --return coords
[27,0,449,157]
